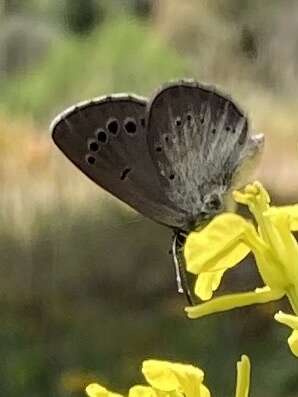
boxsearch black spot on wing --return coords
[88,140,99,152]
[96,129,108,143]
[106,118,119,135]
[120,167,131,180]
[86,154,96,165]
[124,118,137,134]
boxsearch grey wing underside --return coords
[51,95,186,229]
[146,81,264,221]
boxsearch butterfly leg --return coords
[171,232,195,306]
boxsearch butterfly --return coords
[50,80,264,303]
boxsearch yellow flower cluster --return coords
[184,181,298,357]
[86,356,250,397]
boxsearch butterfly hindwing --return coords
[146,80,263,229]
[51,95,186,228]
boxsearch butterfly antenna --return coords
[171,232,195,306]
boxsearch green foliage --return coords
[0,14,187,121]
[63,0,102,35]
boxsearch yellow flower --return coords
[142,360,209,397]
[128,386,164,397]
[275,311,298,357]
[235,356,251,397]
[86,356,251,397]
[86,384,123,397]
[184,182,298,356]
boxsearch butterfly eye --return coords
[225,126,231,132]
[186,114,192,122]
[96,129,108,143]
[156,146,162,152]
[106,118,119,135]
[140,118,145,127]
[212,128,216,134]
[86,154,96,165]
[124,118,137,134]
[206,194,222,210]
[210,198,220,209]
[169,173,175,180]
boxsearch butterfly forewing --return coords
[51,95,185,228]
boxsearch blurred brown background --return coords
[1,1,298,396]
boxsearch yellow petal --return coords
[86,384,108,397]
[266,205,298,231]
[129,385,163,397]
[86,384,123,397]
[288,330,298,357]
[274,312,298,357]
[274,311,298,330]
[235,355,250,397]
[194,270,225,301]
[184,214,251,275]
[185,287,284,319]
[233,182,270,209]
[200,384,211,397]
[142,360,204,397]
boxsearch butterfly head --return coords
[184,188,226,232]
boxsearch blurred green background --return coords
[1,1,298,396]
